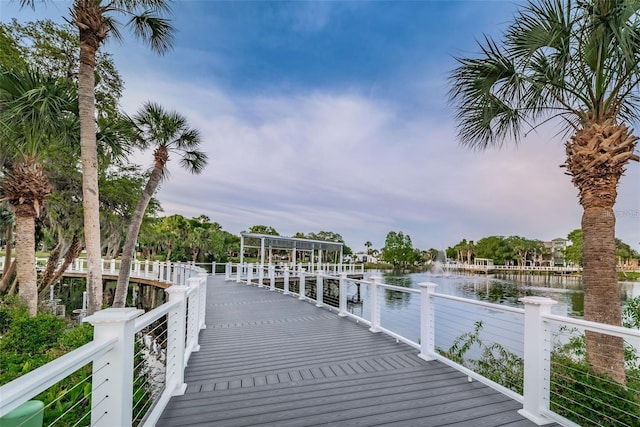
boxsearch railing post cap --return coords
[519,296,557,306]
[370,275,382,281]
[419,282,438,290]
[83,307,143,324]
[165,284,189,295]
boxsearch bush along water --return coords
[436,297,640,426]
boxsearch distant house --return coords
[352,252,379,264]
[544,238,568,266]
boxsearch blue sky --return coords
[2,0,639,252]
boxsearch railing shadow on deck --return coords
[1,262,638,426]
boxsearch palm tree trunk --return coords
[79,35,103,315]
[0,259,16,293]
[48,236,82,287]
[582,205,624,383]
[15,211,38,315]
[566,122,632,384]
[3,225,12,276]
[39,239,63,292]
[113,165,164,308]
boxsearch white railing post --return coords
[258,263,264,287]
[211,262,216,275]
[225,262,231,280]
[315,271,323,307]
[110,259,116,273]
[84,308,143,427]
[165,285,188,396]
[299,272,306,300]
[369,276,381,333]
[236,263,242,283]
[283,266,290,295]
[269,266,275,291]
[247,263,253,285]
[185,278,201,360]
[518,296,556,425]
[144,259,150,277]
[338,273,348,317]
[418,282,438,361]
[198,272,207,330]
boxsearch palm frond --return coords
[128,12,174,54]
[179,149,208,175]
[449,0,640,150]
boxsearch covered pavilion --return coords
[239,233,344,272]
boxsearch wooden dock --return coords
[157,275,556,426]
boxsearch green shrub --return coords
[0,314,65,354]
[551,355,640,426]
[440,321,640,426]
[56,323,93,352]
[0,351,51,384]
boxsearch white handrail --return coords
[0,262,207,427]
[0,338,117,417]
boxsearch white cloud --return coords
[112,71,640,253]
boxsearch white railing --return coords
[231,269,640,426]
[0,264,208,427]
[223,262,364,283]
[0,257,202,286]
[444,262,583,273]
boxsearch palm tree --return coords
[113,102,206,308]
[20,0,174,315]
[0,68,75,315]
[449,0,639,383]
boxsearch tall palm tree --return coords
[0,68,76,315]
[113,102,206,308]
[20,0,174,315]
[364,241,373,257]
[449,0,639,383]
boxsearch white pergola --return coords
[239,233,344,271]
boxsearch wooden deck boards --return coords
[157,275,551,427]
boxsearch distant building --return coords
[544,238,568,266]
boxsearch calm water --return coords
[370,270,640,317]
[349,270,640,354]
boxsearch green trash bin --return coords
[0,400,44,427]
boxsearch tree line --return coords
[0,15,207,315]
[372,230,639,270]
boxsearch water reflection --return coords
[371,270,640,319]
[381,272,412,309]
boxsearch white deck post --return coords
[165,285,189,396]
[110,259,116,273]
[198,272,207,330]
[518,296,556,425]
[418,282,438,361]
[283,266,290,295]
[247,263,253,285]
[269,265,276,291]
[185,278,201,359]
[338,273,348,317]
[225,262,231,280]
[369,276,381,333]
[84,308,143,427]
[315,271,323,307]
[299,272,306,300]
[236,263,242,283]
